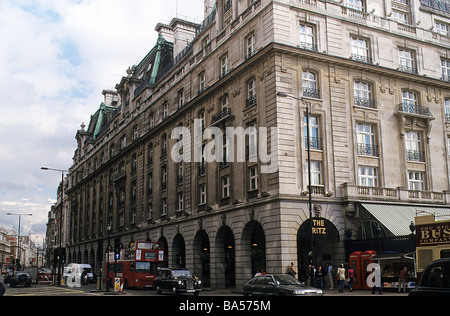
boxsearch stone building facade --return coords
[63,0,450,289]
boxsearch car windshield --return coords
[273,275,302,285]
[172,270,191,278]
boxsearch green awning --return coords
[360,203,450,236]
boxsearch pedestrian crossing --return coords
[5,285,89,296]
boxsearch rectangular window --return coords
[222,176,230,198]
[408,171,424,191]
[302,71,320,98]
[199,184,206,205]
[356,123,378,156]
[177,192,184,212]
[358,166,378,187]
[220,55,229,77]
[442,59,450,81]
[306,161,322,186]
[299,23,315,51]
[354,81,375,108]
[249,166,258,191]
[350,36,371,63]
[246,34,255,59]
[304,116,321,150]
[405,131,424,162]
[199,72,206,93]
[398,49,416,73]
[161,198,167,216]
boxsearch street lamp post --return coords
[6,213,33,269]
[41,167,69,285]
[277,92,316,265]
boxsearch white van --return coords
[65,264,94,285]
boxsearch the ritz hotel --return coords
[59,0,450,289]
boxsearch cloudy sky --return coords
[0,0,205,245]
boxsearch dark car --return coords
[10,271,32,288]
[409,258,450,296]
[154,268,201,295]
[243,274,323,296]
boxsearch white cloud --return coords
[0,0,205,241]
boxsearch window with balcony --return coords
[304,116,321,150]
[358,166,378,187]
[400,90,432,117]
[299,23,316,51]
[398,48,417,73]
[302,70,320,98]
[405,131,425,162]
[350,36,371,64]
[354,81,375,108]
[356,123,378,156]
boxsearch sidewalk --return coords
[322,288,409,296]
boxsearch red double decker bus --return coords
[105,241,164,289]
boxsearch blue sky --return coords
[0,0,205,245]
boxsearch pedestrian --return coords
[398,266,409,293]
[306,264,312,286]
[347,266,355,292]
[326,263,334,289]
[0,281,5,296]
[288,262,297,278]
[337,264,346,293]
[316,266,324,289]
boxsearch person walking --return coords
[337,264,346,293]
[326,263,334,289]
[347,266,355,292]
[398,266,409,293]
[316,266,324,289]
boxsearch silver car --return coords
[243,274,323,296]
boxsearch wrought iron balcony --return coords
[406,150,425,162]
[354,97,376,109]
[357,143,379,157]
[398,102,433,118]
[211,106,233,125]
[302,88,320,99]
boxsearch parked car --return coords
[154,268,201,295]
[9,271,32,288]
[243,274,323,296]
[409,258,450,296]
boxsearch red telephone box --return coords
[361,250,377,290]
[349,251,363,289]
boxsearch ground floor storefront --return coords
[64,199,450,289]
